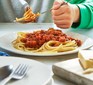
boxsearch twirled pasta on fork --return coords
[15,7,40,23]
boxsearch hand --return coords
[25,6,31,11]
[52,1,80,29]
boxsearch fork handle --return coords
[0,76,12,85]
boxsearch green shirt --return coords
[68,0,93,29]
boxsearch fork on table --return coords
[1,64,29,85]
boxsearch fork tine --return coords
[17,64,26,74]
[14,64,28,74]
[21,65,28,75]
[14,64,22,73]
[14,64,23,73]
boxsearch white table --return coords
[0,23,93,85]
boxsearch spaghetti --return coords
[12,28,82,53]
[15,7,40,23]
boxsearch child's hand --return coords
[52,1,80,29]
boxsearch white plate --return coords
[0,31,93,56]
[0,57,52,85]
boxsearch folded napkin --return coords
[0,51,9,56]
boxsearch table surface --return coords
[0,23,93,85]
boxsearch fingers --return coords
[52,5,69,16]
[53,1,60,5]
[52,2,73,29]
[25,6,31,12]
[53,18,72,29]
[56,24,72,29]
[52,13,71,20]
[54,19,72,27]
[52,3,61,10]
[54,20,69,25]
[52,1,64,10]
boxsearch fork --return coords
[40,0,72,14]
[1,64,29,85]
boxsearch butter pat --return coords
[78,50,93,69]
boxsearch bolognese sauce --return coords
[21,28,82,49]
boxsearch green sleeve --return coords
[69,0,93,29]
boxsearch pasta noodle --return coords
[12,28,82,53]
[15,7,40,23]
[33,40,77,53]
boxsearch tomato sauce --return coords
[21,28,82,48]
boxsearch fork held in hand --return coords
[40,2,65,14]
[41,0,71,14]
[1,64,29,85]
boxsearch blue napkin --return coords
[0,51,9,56]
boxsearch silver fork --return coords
[40,0,72,14]
[1,64,29,85]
